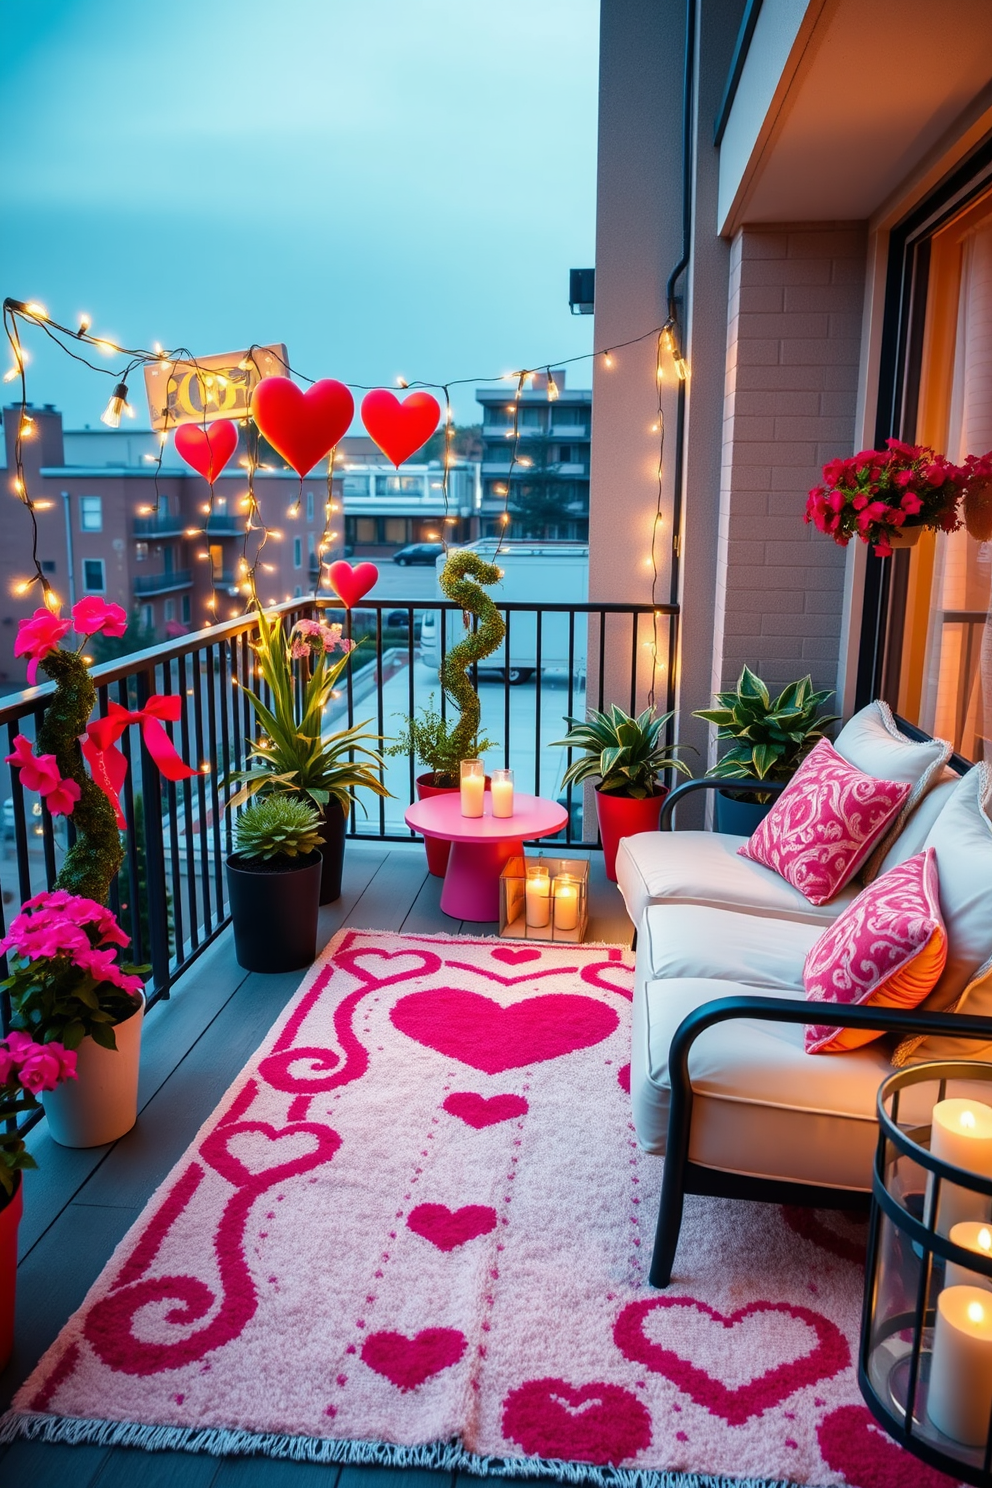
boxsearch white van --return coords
[418,541,588,684]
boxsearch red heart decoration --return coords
[327,560,378,610]
[491,947,542,966]
[502,1378,652,1466]
[406,1202,497,1251]
[174,419,238,483]
[251,376,354,477]
[361,1327,466,1391]
[817,1404,958,1488]
[361,389,441,467]
[614,1296,848,1426]
[442,1091,529,1128]
[390,989,618,1073]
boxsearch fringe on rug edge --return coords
[0,1408,803,1488]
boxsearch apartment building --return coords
[476,369,591,540]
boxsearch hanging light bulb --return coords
[100,381,133,427]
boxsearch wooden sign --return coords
[143,344,289,431]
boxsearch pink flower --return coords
[17,1043,71,1093]
[44,776,81,817]
[74,946,144,997]
[71,597,128,638]
[14,607,72,684]
[5,734,60,795]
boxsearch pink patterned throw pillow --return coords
[804,849,946,1054]
[738,738,911,905]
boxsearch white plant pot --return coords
[42,994,145,1148]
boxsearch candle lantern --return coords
[499,855,589,943]
[860,1062,992,1484]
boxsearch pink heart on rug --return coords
[446,958,577,988]
[391,990,619,1073]
[491,947,542,966]
[614,1297,849,1426]
[782,1206,868,1266]
[200,1121,341,1190]
[580,959,634,999]
[817,1404,958,1488]
[335,946,442,991]
[617,1062,631,1094]
[443,1091,529,1128]
[502,1378,652,1466]
[407,1203,498,1251]
[361,1327,466,1391]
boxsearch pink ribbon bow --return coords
[82,696,197,827]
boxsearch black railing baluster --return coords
[205,644,225,912]
[534,610,543,799]
[192,652,212,933]
[597,610,606,712]
[406,604,416,838]
[629,611,639,714]
[177,651,199,955]
[566,611,576,845]
[502,609,511,770]
[136,666,171,1000]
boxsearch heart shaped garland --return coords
[361,389,441,467]
[251,376,354,477]
[174,419,238,484]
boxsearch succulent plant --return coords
[552,705,694,799]
[693,666,838,782]
[234,795,323,863]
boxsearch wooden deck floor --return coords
[0,842,632,1488]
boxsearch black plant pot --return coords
[318,799,346,904]
[226,852,322,973]
[713,788,776,837]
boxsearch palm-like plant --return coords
[552,705,693,799]
[693,666,838,782]
[227,607,390,814]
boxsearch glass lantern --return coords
[499,855,589,943]
[861,1062,992,1485]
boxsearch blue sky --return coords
[0,0,599,429]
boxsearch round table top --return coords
[404,791,568,845]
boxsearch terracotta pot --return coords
[227,851,322,973]
[416,773,459,876]
[595,787,669,882]
[43,994,145,1149]
[318,798,346,904]
[0,1172,22,1371]
[886,524,924,549]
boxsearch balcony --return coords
[132,513,186,537]
[132,568,193,596]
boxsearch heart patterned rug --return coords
[0,930,955,1488]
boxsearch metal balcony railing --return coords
[133,569,193,596]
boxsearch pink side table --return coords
[404,791,568,921]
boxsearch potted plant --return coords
[226,795,324,973]
[0,890,146,1148]
[227,608,389,904]
[692,666,838,835]
[0,1031,77,1367]
[385,695,495,876]
[803,439,974,557]
[552,705,693,881]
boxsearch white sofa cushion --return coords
[640,902,818,990]
[630,974,892,1188]
[876,770,963,876]
[615,829,859,931]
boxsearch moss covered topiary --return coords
[438,549,506,764]
[37,648,123,903]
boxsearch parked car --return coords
[392,542,444,566]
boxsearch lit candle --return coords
[947,1223,992,1292]
[553,874,579,931]
[930,1099,992,1234]
[491,768,514,818]
[525,866,550,928]
[460,759,485,818]
[928,1286,992,1445]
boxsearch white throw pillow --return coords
[833,701,952,880]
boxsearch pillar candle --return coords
[525,867,550,928]
[928,1285,992,1445]
[491,769,514,818]
[947,1222,992,1292]
[930,1098,992,1234]
[460,759,485,818]
[553,875,579,931]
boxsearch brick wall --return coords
[711,224,867,704]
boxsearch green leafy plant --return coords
[693,666,838,782]
[552,705,694,799]
[227,608,390,814]
[385,695,495,788]
[233,795,323,864]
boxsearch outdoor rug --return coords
[0,928,954,1488]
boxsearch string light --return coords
[100,381,133,427]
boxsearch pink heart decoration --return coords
[361,1327,466,1391]
[361,389,441,467]
[250,376,354,477]
[614,1296,849,1426]
[617,1062,631,1094]
[492,947,542,966]
[327,560,378,610]
[335,945,442,990]
[174,419,239,483]
[445,958,578,987]
[199,1121,341,1191]
[580,959,635,1000]
[443,1091,529,1128]
[782,1206,868,1266]
[406,1202,498,1251]
[502,1378,652,1466]
[391,990,619,1073]
[817,1404,958,1488]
